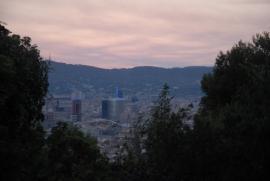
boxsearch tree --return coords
[195,32,270,180]
[0,24,111,181]
[116,32,270,181]
[45,122,109,181]
[118,84,192,181]
[0,24,48,180]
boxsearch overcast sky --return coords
[1,0,269,68]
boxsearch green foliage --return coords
[0,24,48,181]
[200,32,270,122]
[0,24,111,181]
[195,32,270,180]
[118,32,270,181]
[117,84,193,181]
[43,122,109,181]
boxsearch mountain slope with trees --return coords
[48,61,212,98]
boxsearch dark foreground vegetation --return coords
[0,24,269,181]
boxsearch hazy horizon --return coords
[1,0,269,68]
[49,59,213,70]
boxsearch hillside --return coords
[48,61,212,98]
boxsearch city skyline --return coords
[1,0,269,68]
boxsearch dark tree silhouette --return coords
[118,32,270,181]
[0,24,48,180]
[195,32,270,180]
[44,122,109,181]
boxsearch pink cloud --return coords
[1,0,269,68]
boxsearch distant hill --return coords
[47,61,212,98]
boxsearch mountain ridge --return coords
[47,60,212,98]
[48,60,211,70]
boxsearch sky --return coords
[1,0,269,68]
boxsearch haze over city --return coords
[1,0,269,68]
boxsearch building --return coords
[102,98,127,120]
[115,86,123,98]
[71,91,83,122]
[54,95,72,121]
[71,99,82,122]
[43,108,56,129]
[101,87,127,121]
[43,92,83,130]
[43,94,72,129]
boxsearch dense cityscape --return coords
[43,86,197,159]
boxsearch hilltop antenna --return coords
[47,53,53,63]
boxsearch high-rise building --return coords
[71,91,83,122]
[101,98,126,121]
[71,99,81,121]
[102,87,126,121]
[115,86,123,98]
